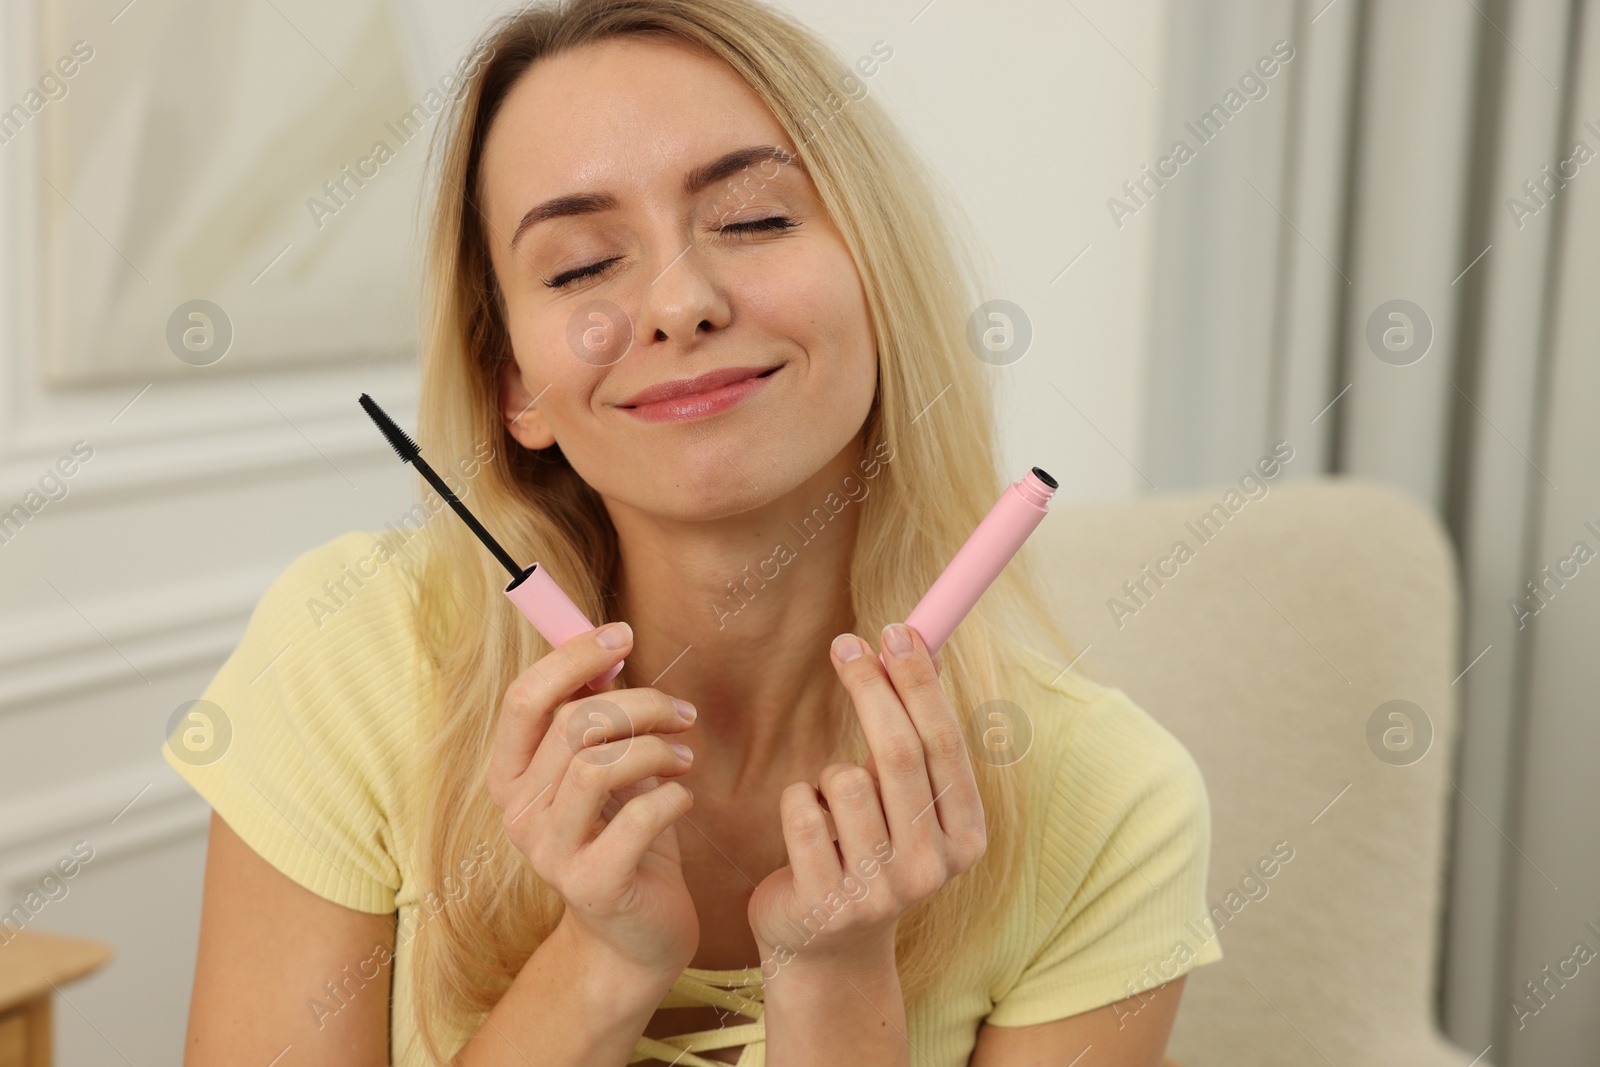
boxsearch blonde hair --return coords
[406,0,1077,1059]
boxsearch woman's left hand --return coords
[746,623,986,973]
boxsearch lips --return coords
[616,365,782,408]
[614,364,782,424]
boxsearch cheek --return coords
[813,268,877,404]
[755,245,876,394]
[503,303,608,421]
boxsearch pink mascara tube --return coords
[886,466,1057,665]
[503,563,624,690]
[360,394,623,692]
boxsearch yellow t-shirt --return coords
[162,530,1223,1065]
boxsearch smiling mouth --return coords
[616,365,782,408]
[615,364,782,422]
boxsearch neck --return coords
[607,443,869,800]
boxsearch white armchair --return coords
[1033,477,1479,1067]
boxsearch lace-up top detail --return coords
[630,966,766,1066]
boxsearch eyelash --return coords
[543,216,800,289]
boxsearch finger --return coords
[588,780,695,883]
[817,762,889,887]
[830,632,936,848]
[879,623,983,844]
[779,781,843,898]
[502,772,559,837]
[487,622,634,792]
[521,687,693,803]
[545,733,694,858]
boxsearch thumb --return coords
[556,620,632,696]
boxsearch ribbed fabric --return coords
[163,530,1223,1065]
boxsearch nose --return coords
[632,240,731,348]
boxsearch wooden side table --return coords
[0,930,114,1067]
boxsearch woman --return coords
[165,1,1221,1063]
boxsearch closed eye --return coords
[546,257,620,290]
[720,215,800,236]
[543,217,800,289]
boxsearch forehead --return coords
[479,36,792,217]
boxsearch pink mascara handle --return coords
[504,564,625,693]
[882,467,1057,668]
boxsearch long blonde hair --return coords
[407,0,1077,1059]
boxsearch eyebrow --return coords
[508,144,803,250]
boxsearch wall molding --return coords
[0,561,279,715]
[0,371,421,506]
[0,767,208,903]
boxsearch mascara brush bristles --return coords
[359,392,420,462]
[358,393,523,580]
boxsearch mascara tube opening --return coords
[1018,467,1058,508]
[504,562,539,594]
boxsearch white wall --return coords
[0,1,1165,1062]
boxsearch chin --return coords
[629,446,826,523]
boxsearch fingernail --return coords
[882,623,913,658]
[597,621,632,649]
[670,742,694,762]
[674,698,697,723]
[833,633,865,662]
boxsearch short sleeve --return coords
[986,685,1223,1027]
[161,531,426,914]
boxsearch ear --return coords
[499,361,557,450]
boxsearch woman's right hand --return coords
[485,621,700,984]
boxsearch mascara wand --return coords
[358,393,625,691]
[359,394,521,578]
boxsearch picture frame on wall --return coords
[28,0,448,384]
